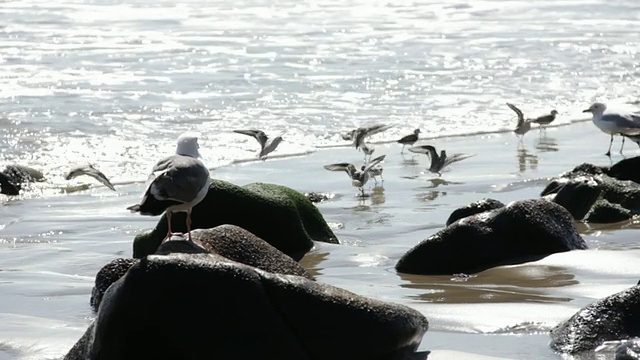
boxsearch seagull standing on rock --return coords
[127,132,210,244]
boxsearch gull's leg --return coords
[606,134,613,156]
[162,211,173,242]
[186,208,193,242]
[620,136,626,154]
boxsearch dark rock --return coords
[68,253,429,360]
[550,285,640,355]
[608,155,640,184]
[305,192,331,203]
[542,159,640,223]
[185,225,313,279]
[90,258,137,310]
[445,198,505,226]
[0,165,45,195]
[587,200,632,223]
[91,226,313,310]
[396,199,587,275]
[133,180,339,260]
[550,177,602,220]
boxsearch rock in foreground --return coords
[68,253,429,360]
[396,199,587,275]
[550,285,640,355]
[91,225,313,310]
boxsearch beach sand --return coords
[213,120,640,359]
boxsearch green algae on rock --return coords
[133,179,338,260]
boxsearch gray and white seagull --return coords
[234,129,283,160]
[127,132,210,244]
[409,145,475,176]
[323,154,386,197]
[583,102,640,156]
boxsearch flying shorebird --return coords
[583,102,640,156]
[233,129,284,160]
[323,154,386,197]
[340,129,356,141]
[397,129,421,154]
[352,124,394,150]
[65,164,116,191]
[530,110,558,129]
[127,132,210,244]
[507,103,531,140]
[408,145,475,176]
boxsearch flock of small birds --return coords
[14,101,638,245]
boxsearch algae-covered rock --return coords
[133,180,338,260]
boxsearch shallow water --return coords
[1,0,640,359]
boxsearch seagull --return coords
[233,129,283,160]
[127,132,210,244]
[397,129,421,154]
[583,102,640,156]
[323,155,386,197]
[352,124,393,150]
[507,103,531,140]
[409,145,475,176]
[65,164,116,191]
[530,110,558,129]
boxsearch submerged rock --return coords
[396,199,587,275]
[541,157,640,223]
[550,285,640,355]
[91,226,313,310]
[0,164,45,195]
[68,253,429,360]
[445,198,505,226]
[133,179,339,260]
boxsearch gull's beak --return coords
[582,108,591,113]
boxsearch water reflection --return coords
[370,185,386,206]
[534,134,559,152]
[299,251,329,278]
[517,147,538,173]
[397,264,577,304]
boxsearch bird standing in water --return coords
[397,129,421,154]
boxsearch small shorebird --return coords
[583,102,640,156]
[409,145,475,176]
[127,132,210,244]
[364,155,385,184]
[233,129,284,160]
[397,129,421,154]
[340,129,356,141]
[361,142,375,161]
[65,164,116,191]
[352,123,393,150]
[530,110,558,129]
[323,155,386,197]
[507,103,531,140]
